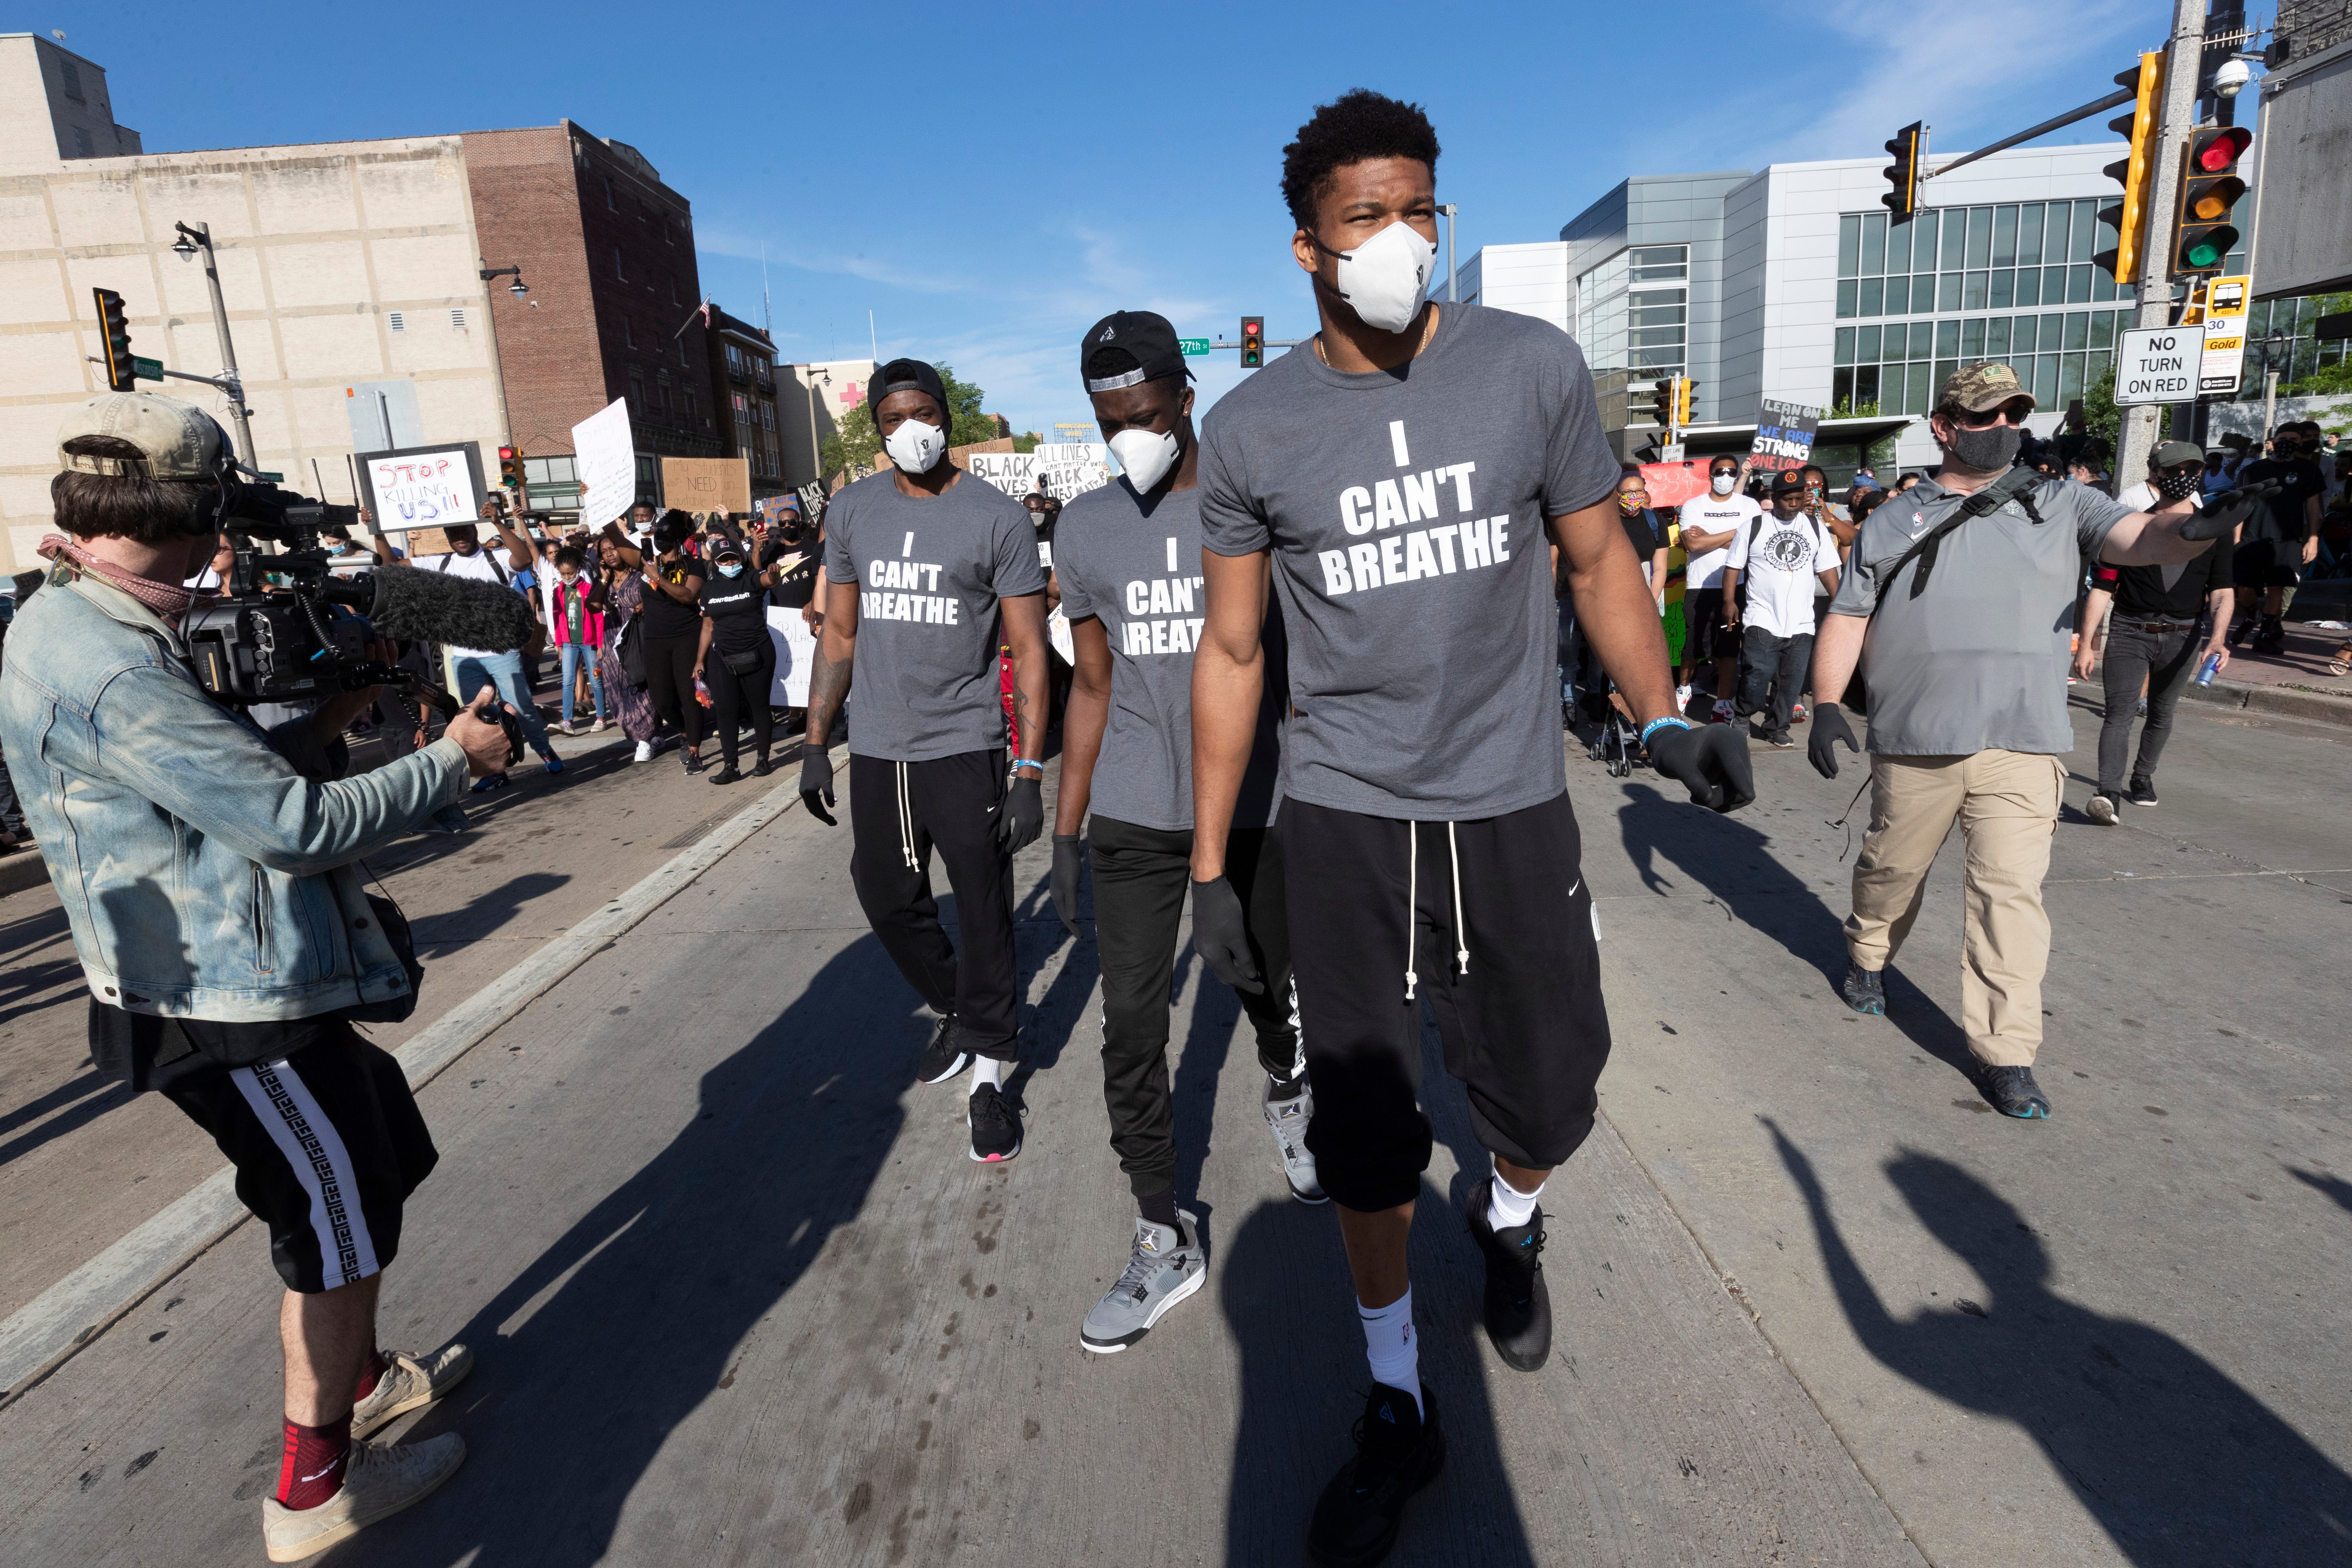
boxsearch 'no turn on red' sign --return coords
[2114,325,2208,406]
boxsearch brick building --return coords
[701,304,785,502]
[465,125,719,518]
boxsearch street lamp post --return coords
[477,262,530,474]
[169,220,257,469]
[804,367,830,489]
[1437,204,1458,302]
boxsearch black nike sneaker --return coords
[966,1081,1023,1163]
[1465,1180,1551,1372]
[1308,1381,1444,1568]
[914,1014,970,1086]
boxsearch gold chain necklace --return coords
[1314,304,1439,367]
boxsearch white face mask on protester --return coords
[1109,427,1181,493]
[1330,219,1438,334]
[884,418,946,474]
[1711,472,1737,496]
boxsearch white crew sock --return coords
[1487,1164,1544,1231]
[971,1056,1005,1092]
[1357,1287,1422,1415]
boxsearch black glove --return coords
[995,774,1044,854]
[798,746,836,825]
[1189,876,1263,993]
[1051,833,1083,937]
[2178,478,2279,541]
[1806,701,1861,780]
[1647,720,1755,813]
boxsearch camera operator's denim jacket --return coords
[0,566,468,1021]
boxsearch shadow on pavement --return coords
[0,1069,126,1167]
[1615,780,1977,1078]
[406,870,572,958]
[342,936,916,1566]
[1219,1006,1538,1568]
[2286,1165,2352,1215]
[1770,1118,2352,1564]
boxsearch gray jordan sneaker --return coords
[1080,1211,1205,1354]
[1264,1078,1327,1204]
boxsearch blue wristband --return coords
[1640,717,1695,748]
[1010,757,1044,774]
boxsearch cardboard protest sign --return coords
[661,457,752,515]
[355,443,484,533]
[967,451,1037,497]
[1035,442,1111,500]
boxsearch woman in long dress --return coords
[597,533,664,760]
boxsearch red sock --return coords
[275,1415,351,1510]
[353,1348,388,1402]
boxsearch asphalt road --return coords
[0,682,2345,1566]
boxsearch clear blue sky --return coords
[50,0,2158,437]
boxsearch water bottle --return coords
[2194,651,2222,687]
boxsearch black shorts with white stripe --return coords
[150,1021,438,1294]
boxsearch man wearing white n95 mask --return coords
[1047,309,1312,1357]
[1188,89,1756,1565]
[799,357,1053,1166]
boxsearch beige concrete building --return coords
[780,358,876,489]
[0,32,509,576]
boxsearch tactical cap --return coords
[58,392,225,478]
[1939,361,2036,413]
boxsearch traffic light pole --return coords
[172,222,259,472]
[2114,0,2209,493]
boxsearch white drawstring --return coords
[1403,822,1419,1001]
[897,760,916,869]
[1447,822,1469,976]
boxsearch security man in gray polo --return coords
[1804,362,2263,1119]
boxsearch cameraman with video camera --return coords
[0,395,512,1563]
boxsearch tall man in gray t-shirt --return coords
[1808,361,2261,1120]
[799,358,1052,1167]
[1188,91,1755,1566]
[1047,310,1312,1357]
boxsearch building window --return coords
[450,308,467,330]
[726,343,743,372]
[630,373,646,411]
[685,390,698,424]
[1575,245,1688,377]
[388,310,406,333]
[604,177,616,211]
[677,336,689,367]
[61,60,84,101]
[622,317,634,348]
[1833,308,2132,416]
[733,393,748,425]
[761,401,775,432]
[1836,202,2125,324]
[523,455,582,506]
[669,277,680,305]
[614,247,626,282]
[664,220,674,246]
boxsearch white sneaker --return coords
[350,1343,473,1439]
[591,718,608,733]
[1674,683,1694,714]
[261,1433,466,1562]
[1265,1078,1326,1203]
[633,740,654,763]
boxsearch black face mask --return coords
[1948,422,2021,472]
[2156,469,2203,501]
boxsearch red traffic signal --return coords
[497,445,524,490]
[2192,125,2253,173]
[1240,315,1265,369]
[2173,126,2251,276]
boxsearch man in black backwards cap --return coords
[1049,312,1315,1354]
[801,358,1052,1164]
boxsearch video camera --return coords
[182,482,526,761]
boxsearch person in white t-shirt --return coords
[1675,455,1760,721]
[1723,470,1841,747]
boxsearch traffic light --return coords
[1648,378,1673,428]
[498,445,524,491]
[2094,51,2165,285]
[1240,316,1264,369]
[1880,122,1926,220]
[2173,126,2252,276]
[1671,377,1696,428]
[92,286,134,392]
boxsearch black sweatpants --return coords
[709,640,776,770]
[1281,792,1611,1213]
[643,632,704,750]
[848,749,1020,1060]
[1736,625,1814,738]
[1090,816,1300,1199]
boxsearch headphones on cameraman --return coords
[183,444,247,539]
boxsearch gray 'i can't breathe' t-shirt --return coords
[1827,472,2131,756]
[1054,481,1283,832]
[1198,302,1621,821]
[824,467,1048,763]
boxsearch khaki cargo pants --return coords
[1844,750,2065,1068]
